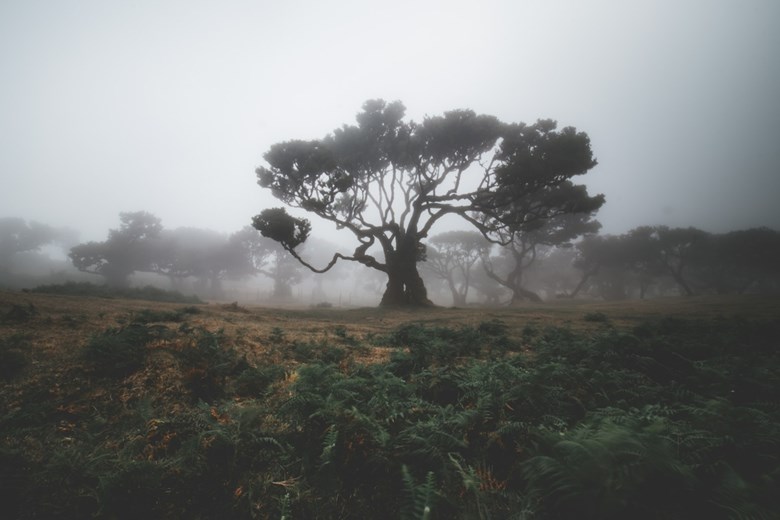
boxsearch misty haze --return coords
[1,1,779,518]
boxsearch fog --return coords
[1,1,779,303]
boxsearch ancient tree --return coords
[253,100,601,306]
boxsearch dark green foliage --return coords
[83,324,159,378]
[252,207,311,250]
[268,326,286,343]
[131,306,201,324]
[96,460,169,519]
[177,328,239,402]
[401,465,436,520]
[234,364,285,397]
[384,321,514,371]
[0,447,29,517]
[583,311,609,323]
[4,302,38,323]
[0,334,30,379]
[3,315,778,519]
[289,338,347,364]
[31,281,203,303]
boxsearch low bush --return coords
[583,311,609,323]
[83,324,159,378]
[0,334,31,380]
[131,306,201,324]
[177,328,243,402]
[3,302,38,323]
[234,364,285,397]
[31,282,203,304]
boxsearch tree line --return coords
[420,224,780,304]
[0,213,306,301]
[2,212,777,304]
[67,212,306,300]
[3,100,778,304]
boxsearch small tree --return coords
[253,100,602,306]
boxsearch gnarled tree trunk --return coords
[380,242,433,307]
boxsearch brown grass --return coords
[3,290,780,346]
[3,289,779,373]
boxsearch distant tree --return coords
[423,230,491,306]
[230,226,303,300]
[0,218,77,274]
[572,226,668,300]
[570,234,633,300]
[69,211,162,287]
[696,227,780,294]
[468,263,508,305]
[150,227,224,288]
[653,226,710,296]
[521,245,581,299]
[253,100,602,306]
[571,226,713,299]
[483,210,601,303]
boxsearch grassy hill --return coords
[1,290,779,518]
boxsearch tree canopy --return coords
[0,217,77,273]
[484,211,601,304]
[69,211,162,288]
[253,100,603,306]
[569,226,780,299]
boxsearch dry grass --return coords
[2,289,778,518]
[3,290,780,345]
[3,289,779,376]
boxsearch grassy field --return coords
[1,289,779,519]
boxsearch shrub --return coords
[583,311,609,323]
[4,303,38,323]
[31,282,203,304]
[83,324,157,378]
[290,339,347,364]
[0,334,31,380]
[177,328,240,402]
[131,306,201,324]
[234,364,286,397]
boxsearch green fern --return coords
[400,465,435,520]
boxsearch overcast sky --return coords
[2,0,779,244]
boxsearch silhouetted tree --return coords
[652,226,711,296]
[569,234,634,300]
[253,100,602,306]
[483,210,601,303]
[696,227,780,294]
[572,226,716,299]
[69,211,162,287]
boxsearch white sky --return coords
[1,0,779,243]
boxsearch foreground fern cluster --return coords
[1,309,778,519]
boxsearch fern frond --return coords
[400,465,436,520]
